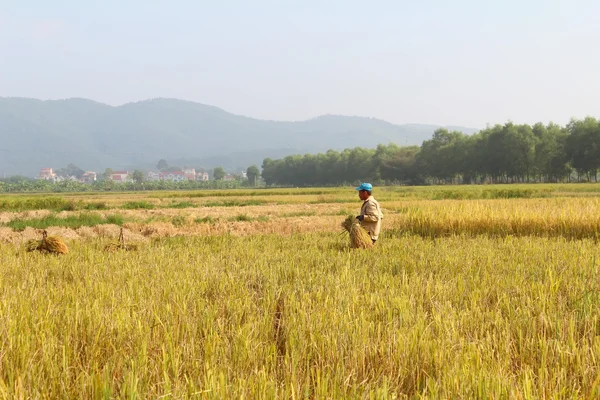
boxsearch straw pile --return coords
[341,215,373,249]
[104,227,139,252]
[25,230,69,255]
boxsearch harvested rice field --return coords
[1,184,600,398]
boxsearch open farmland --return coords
[1,184,600,398]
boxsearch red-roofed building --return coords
[110,171,129,183]
[160,171,186,182]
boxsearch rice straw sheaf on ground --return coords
[104,227,139,252]
[24,230,68,255]
[341,215,373,249]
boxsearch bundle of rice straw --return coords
[104,227,139,252]
[341,215,373,249]
[25,230,69,255]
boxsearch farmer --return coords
[355,182,383,244]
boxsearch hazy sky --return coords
[1,0,599,128]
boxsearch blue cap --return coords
[355,182,373,191]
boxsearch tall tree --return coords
[418,129,468,183]
[132,170,145,184]
[213,167,226,180]
[102,168,114,181]
[246,165,260,186]
[376,144,420,184]
[57,163,85,179]
[566,117,600,181]
[261,158,276,186]
[504,123,537,182]
[157,159,168,171]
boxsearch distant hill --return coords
[0,97,479,176]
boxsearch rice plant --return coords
[1,233,599,398]
[1,184,600,398]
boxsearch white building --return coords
[110,171,129,183]
[160,171,186,182]
[183,168,196,181]
[38,168,56,181]
[197,172,209,181]
[146,170,200,182]
[82,171,97,183]
[147,171,161,181]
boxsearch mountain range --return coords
[0,97,479,176]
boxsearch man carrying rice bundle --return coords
[355,183,383,244]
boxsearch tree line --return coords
[0,179,250,193]
[261,117,600,186]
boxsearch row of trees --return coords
[261,118,600,186]
[0,178,251,193]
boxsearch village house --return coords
[147,169,200,182]
[110,171,129,183]
[183,168,196,181]
[38,168,56,181]
[159,171,186,182]
[81,171,97,183]
[147,171,161,181]
[196,172,209,181]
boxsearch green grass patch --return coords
[121,201,155,210]
[171,215,188,227]
[309,197,353,204]
[194,216,219,224]
[203,199,268,207]
[280,211,317,217]
[228,214,253,222]
[164,201,196,209]
[325,209,354,216]
[143,216,171,224]
[149,188,339,199]
[224,214,269,222]
[0,197,74,212]
[82,201,109,210]
[4,213,124,231]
